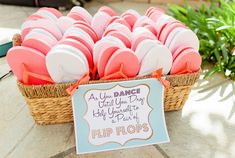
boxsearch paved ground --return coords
[0,0,235,158]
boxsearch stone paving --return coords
[0,1,235,158]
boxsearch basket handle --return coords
[22,63,54,84]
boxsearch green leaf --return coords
[207,17,225,25]
[216,25,232,31]
[221,44,229,63]
[204,65,221,79]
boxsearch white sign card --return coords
[72,78,169,154]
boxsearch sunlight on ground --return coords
[0,28,20,43]
[180,72,235,157]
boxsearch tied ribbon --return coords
[100,64,127,80]
[90,65,97,80]
[151,68,170,88]
[66,73,90,95]
[176,62,193,75]
[22,64,54,84]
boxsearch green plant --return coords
[168,0,235,80]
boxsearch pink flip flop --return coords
[26,14,43,21]
[67,12,89,23]
[91,12,111,39]
[111,17,131,30]
[57,16,76,34]
[74,20,91,28]
[21,34,56,55]
[122,14,137,30]
[26,28,58,43]
[93,36,126,65]
[144,24,158,37]
[107,16,120,25]
[70,6,93,24]
[155,15,176,39]
[121,10,140,29]
[131,32,157,51]
[145,7,158,16]
[98,6,117,17]
[159,21,185,44]
[22,39,52,55]
[105,30,131,48]
[170,48,201,75]
[39,7,63,18]
[121,9,140,19]
[73,23,99,42]
[35,10,58,22]
[104,48,140,79]
[21,19,62,40]
[59,38,93,69]
[64,27,95,53]
[6,46,51,85]
[135,39,162,62]
[148,10,164,22]
[168,28,200,53]
[146,7,165,17]
[138,44,172,76]
[64,32,93,54]
[172,45,194,61]
[103,22,132,39]
[132,27,153,38]
[73,21,98,41]
[97,46,120,77]
[21,28,31,41]
[165,27,185,48]
[133,16,154,30]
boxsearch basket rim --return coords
[17,70,201,88]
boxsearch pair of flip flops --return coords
[94,37,139,79]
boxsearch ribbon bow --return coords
[176,62,193,74]
[151,68,170,88]
[66,73,90,95]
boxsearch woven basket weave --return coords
[17,72,200,125]
[13,34,200,125]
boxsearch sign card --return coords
[72,78,169,154]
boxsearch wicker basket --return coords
[17,72,199,125]
[13,34,200,125]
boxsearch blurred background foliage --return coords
[168,0,235,80]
